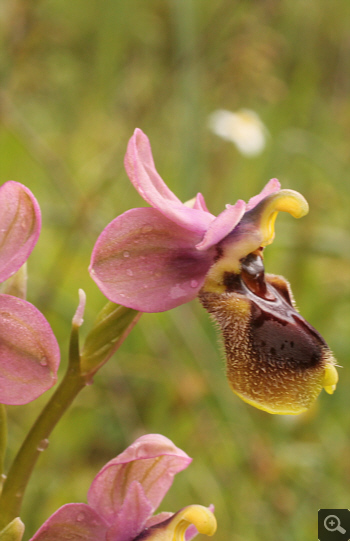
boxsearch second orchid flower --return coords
[30,434,216,541]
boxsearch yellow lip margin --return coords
[323,362,339,394]
[231,387,309,415]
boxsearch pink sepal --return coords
[124,129,214,235]
[0,294,60,405]
[88,434,192,524]
[106,482,153,541]
[29,503,108,541]
[89,207,215,312]
[0,181,41,283]
[246,178,281,211]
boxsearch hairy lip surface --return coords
[199,253,336,414]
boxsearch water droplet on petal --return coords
[123,251,130,258]
[170,284,187,299]
[127,269,133,276]
[190,279,198,288]
[77,512,85,522]
[40,356,48,367]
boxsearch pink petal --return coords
[246,178,281,211]
[89,208,216,312]
[145,512,174,528]
[106,482,153,541]
[29,504,108,541]
[192,193,210,212]
[0,294,60,405]
[0,181,41,283]
[196,200,246,251]
[124,129,214,235]
[88,434,192,524]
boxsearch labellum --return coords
[199,251,338,415]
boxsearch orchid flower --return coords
[0,181,60,405]
[89,129,338,415]
[30,434,217,541]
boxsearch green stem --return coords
[0,327,86,529]
[0,300,140,528]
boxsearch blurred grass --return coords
[1,0,350,539]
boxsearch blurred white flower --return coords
[208,108,268,157]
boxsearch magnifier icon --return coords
[324,515,347,534]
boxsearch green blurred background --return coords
[1,0,350,539]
